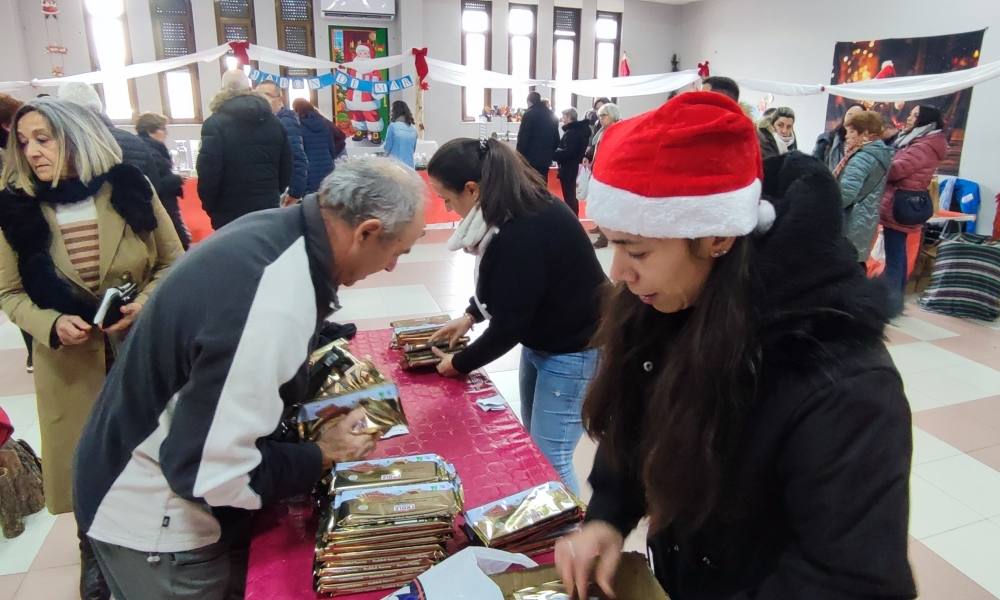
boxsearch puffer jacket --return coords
[813,128,846,172]
[879,129,948,234]
[586,152,915,600]
[839,140,892,261]
[299,110,336,194]
[197,89,292,230]
[99,113,162,194]
[276,107,308,199]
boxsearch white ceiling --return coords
[643,0,704,4]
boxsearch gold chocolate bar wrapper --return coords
[316,556,438,577]
[323,533,449,553]
[300,393,408,441]
[315,544,446,563]
[317,564,428,585]
[308,341,386,397]
[337,490,460,527]
[332,460,443,493]
[466,481,585,546]
[319,517,454,543]
[511,581,605,600]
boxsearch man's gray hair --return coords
[597,103,621,122]
[318,157,425,237]
[561,108,578,121]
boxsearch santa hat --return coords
[588,91,774,239]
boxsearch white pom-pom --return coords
[755,200,776,234]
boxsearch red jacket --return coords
[879,130,948,233]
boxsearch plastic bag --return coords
[576,164,591,200]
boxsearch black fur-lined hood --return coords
[753,151,891,369]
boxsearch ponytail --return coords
[427,138,552,228]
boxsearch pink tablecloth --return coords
[245,329,560,600]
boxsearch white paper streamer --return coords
[248,45,408,72]
[29,44,232,86]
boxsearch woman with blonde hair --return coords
[0,97,183,599]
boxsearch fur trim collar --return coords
[209,87,263,114]
[0,163,156,318]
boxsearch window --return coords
[507,4,536,110]
[84,0,137,122]
[215,0,256,73]
[552,7,580,113]
[594,11,621,80]
[150,0,201,122]
[461,0,492,121]
[276,0,317,106]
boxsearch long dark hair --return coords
[583,235,760,532]
[292,98,317,120]
[426,138,552,228]
[915,104,945,130]
[391,100,414,125]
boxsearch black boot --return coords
[79,531,111,600]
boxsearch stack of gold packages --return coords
[314,454,464,596]
[296,340,409,441]
[390,315,470,370]
[465,481,585,556]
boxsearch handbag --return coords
[892,189,933,226]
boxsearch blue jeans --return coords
[883,228,909,314]
[519,347,599,496]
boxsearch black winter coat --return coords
[276,106,308,199]
[99,114,162,195]
[138,133,190,249]
[299,110,336,194]
[197,91,292,230]
[516,103,560,175]
[586,152,916,600]
[553,120,591,180]
[757,127,798,160]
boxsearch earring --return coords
[712,250,727,258]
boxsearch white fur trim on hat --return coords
[587,177,763,238]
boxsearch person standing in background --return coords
[553,108,591,216]
[516,91,560,180]
[135,112,191,249]
[384,101,419,169]
[757,106,798,160]
[197,71,291,230]
[835,110,892,266]
[814,103,865,172]
[257,81,308,206]
[588,103,622,249]
[292,98,338,194]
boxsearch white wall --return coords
[677,0,999,234]
[618,1,681,117]
[0,0,30,83]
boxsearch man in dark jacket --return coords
[197,75,292,230]
[135,112,191,249]
[57,82,163,197]
[552,108,591,216]
[516,91,560,180]
[258,81,308,205]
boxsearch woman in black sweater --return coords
[427,138,606,494]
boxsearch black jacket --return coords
[516,103,560,174]
[586,152,916,600]
[99,114,162,195]
[197,90,292,230]
[276,106,308,199]
[553,120,591,179]
[452,200,606,374]
[138,133,190,249]
[757,127,798,160]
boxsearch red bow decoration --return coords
[697,61,710,78]
[412,47,430,91]
[229,41,250,68]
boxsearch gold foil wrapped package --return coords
[511,582,606,600]
[390,315,471,370]
[465,481,585,554]
[297,382,409,440]
[334,481,461,528]
[308,340,386,398]
[331,453,461,495]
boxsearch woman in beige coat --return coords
[0,97,182,599]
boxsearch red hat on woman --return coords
[587,91,774,238]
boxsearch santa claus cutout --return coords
[344,44,386,143]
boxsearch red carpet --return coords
[178,169,587,245]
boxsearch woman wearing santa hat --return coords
[555,92,915,599]
[424,137,607,495]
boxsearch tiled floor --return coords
[2,228,999,599]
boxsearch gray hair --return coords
[317,157,425,238]
[2,97,121,195]
[597,103,621,123]
[561,108,578,121]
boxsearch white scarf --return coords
[895,123,938,149]
[447,205,499,320]
[771,129,796,155]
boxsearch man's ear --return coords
[355,218,385,243]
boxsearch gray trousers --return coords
[89,537,247,600]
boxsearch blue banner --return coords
[248,69,413,93]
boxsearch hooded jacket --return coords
[586,152,915,600]
[276,106,308,199]
[197,89,292,230]
[553,119,592,178]
[879,129,948,234]
[298,110,337,194]
[839,140,893,261]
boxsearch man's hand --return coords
[55,315,92,346]
[102,302,143,334]
[432,347,461,378]
[314,407,377,470]
[282,195,301,208]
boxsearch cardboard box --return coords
[488,552,669,600]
